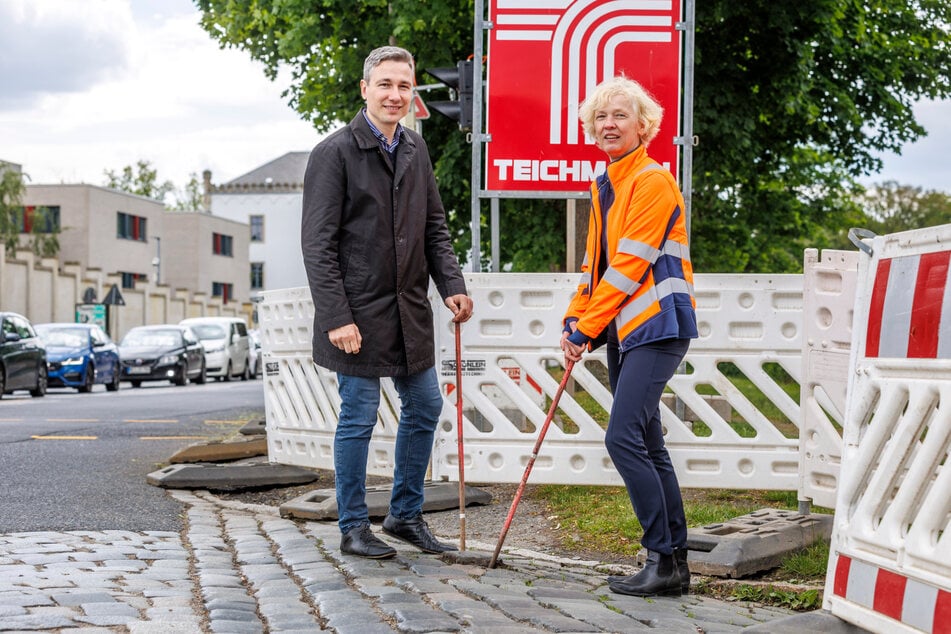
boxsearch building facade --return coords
[207,151,310,295]
[21,184,250,306]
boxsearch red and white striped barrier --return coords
[824,226,951,633]
[831,554,951,634]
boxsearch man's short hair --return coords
[363,46,414,81]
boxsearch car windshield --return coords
[122,330,181,348]
[190,324,227,340]
[37,328,86,348]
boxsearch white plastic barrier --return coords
[823,227,951,633]
[259,272,809,490]
[799,249,859,510]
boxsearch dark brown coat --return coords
[301,112,466,377]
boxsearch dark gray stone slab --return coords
[279,483,493,521]
[146,463,319,490]
[679,508,833,578]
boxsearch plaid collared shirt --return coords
[362,108,402,157]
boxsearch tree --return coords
[170,173,204,212]
[1,163,61,258]
[104,161,204,211]
[104,160,175,203]
[195,0,951,273]
[861,181,951,235]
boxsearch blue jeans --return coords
[334,367,443,534]
[604,338,690,555]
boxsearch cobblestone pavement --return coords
[0,490,796,633]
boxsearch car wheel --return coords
[223,361,233,382]
[106,366,121,392]
[78,364,94,393]
[194,360,207,385]
[30,363,47,398]
[0,364,6,399]
[241,358,251,381]
[131,380,142,388]
[173,363,188,386]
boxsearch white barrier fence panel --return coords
[799,249,859,510]
[823,227,951,633]
[260,272,811,491]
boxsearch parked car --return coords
[248,329,262,378]
[35,323,121,393]
[0,311,47,399]
[118,325,206,387]
[179,317,251,381]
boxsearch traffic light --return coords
[424,60,474,130]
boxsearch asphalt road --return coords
[0,378,265,533]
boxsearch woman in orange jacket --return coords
[561,76,697,597]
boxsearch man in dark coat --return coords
[301,45,473,559]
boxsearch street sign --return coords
[485,0,684,193]
[413,92,431,120]
[75,304,106,328]
[103,284,125,306]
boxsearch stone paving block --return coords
[683,508,833,578]
[279,482,492,520]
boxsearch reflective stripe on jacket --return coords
[564,145,697,351]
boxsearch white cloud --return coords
[0,0,320,188]
[0,0,134,106]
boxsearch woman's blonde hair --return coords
[578,76,664,145]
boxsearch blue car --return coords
[35,323,121,393]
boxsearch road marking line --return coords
[125,419,179,423]
[32,435,98,440]
[204,420,246,425]
[46,418,99,422]
[139,436,209,440]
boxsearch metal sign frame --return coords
[469,0,696,269]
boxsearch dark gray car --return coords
[118,325,206,388]
[0,311,47,398]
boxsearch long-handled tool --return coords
[488,360,575,568]
[455,322,467,551]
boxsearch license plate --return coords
[128,367,151,375]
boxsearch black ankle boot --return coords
[674,547,690,594]
[608,550,682,597]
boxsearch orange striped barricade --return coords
[823,226,951,633]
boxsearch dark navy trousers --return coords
[604,337,690,555]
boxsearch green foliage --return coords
[104,161,204,211]
[0,163,26,254]
[170,173,204,212]
[195,0,951,273]
[104,160,175,202]
[861,181,951,235]
[729,584,823,610]
[0,164,60,258]
[692,1,951,272]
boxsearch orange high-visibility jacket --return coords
[564,145,697,351]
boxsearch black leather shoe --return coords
[340,524,397,559]
[674,547,691,594]
[382,514,457,553]
[609,547,691,594]
[608,550,682,597]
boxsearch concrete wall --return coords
[161,212,250,305]
[0,244,251,342]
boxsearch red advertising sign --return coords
[485,0,683,193]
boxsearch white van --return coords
[179,317,251,381]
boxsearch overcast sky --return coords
[1,0,948,193]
